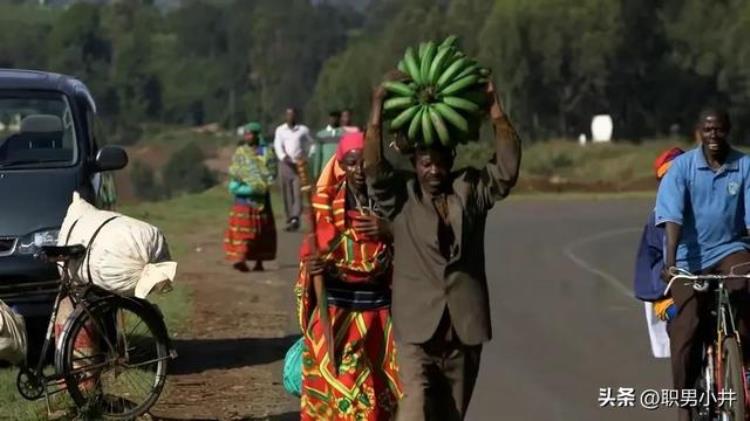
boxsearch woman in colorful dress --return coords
[224,122,277,272]
[295,132,402,420]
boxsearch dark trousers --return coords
[278,161,301,221]
[668,250,750,421]
[395,312,482,421]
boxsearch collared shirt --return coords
[273,123,313,162]
[655,146,750,271]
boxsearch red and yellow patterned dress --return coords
[295,176,402,420]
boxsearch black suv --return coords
[0,69,128,319]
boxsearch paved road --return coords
[467,197,673,421]
[279,196,674,420]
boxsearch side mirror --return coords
[94,146,128,172]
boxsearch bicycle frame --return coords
[666,266,750,416]
[713,280,739,394]
[20,256,93,402]
[20,252,135,409]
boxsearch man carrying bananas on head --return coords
[363,64,522,419]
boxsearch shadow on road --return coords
[170,335,300,375]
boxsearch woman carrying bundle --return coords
[224,122,277,272]
[295,132,402,420]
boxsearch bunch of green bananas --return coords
[383,35,490,148]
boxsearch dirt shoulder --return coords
[150,225,303,420]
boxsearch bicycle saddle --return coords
[38,245,86,261]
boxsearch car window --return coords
[0,92,79,169]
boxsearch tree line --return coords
[3,0,750,142]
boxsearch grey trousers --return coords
[278,161,301,221]
[395,323,482,420]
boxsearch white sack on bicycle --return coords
[0,300,27,365]
[58,192,177,298]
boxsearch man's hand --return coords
[305,254,326,276]
[661,265,676,283]
[351,213,390,239]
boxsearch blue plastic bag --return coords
[283,337,305,397]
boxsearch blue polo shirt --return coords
[655,146,750,272]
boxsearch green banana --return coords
[384,36,492,150]
[383,81,415,97]
[434,102,469,133]
[408,106,424,140]
[441,35,458,49]
[428,106,451,146]
[390,104,421,130]
[419,42,437,84]
[442,96,480,113]
[418,42,428,61]
[384,97,415,111]
[440,74,480,96]
[403,47,422,84]
[421,106,435,145]
[454,63,479,81]
[436,57,470,89]
[428,46,455,84]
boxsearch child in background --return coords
[634,147,684,356]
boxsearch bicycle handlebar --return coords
[664,266,750,295]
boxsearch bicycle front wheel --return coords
[57,296,170,419]
[720,337,746,421]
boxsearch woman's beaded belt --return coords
[324,276,391,310]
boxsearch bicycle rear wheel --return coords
[57,296,170,419]
[720,337,746,421]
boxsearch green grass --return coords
[520,139,684,182]
[453,138,712,189]
[0,369,48,420]
[138,123,238,149]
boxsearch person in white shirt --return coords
[274,108,313,231]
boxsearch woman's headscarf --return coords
[315,132,365,191]
[653,147,684,180]
[242,122,266,145]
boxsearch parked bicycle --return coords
[15,244,176,419]
[665,265,750,421]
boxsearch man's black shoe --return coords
[286,217,300,232]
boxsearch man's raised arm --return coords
[364,77,407,220]
[480,82,522,204]
[364,84,390,177]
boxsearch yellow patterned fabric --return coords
[654,298,675,321]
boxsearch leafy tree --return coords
[46,3,112,104]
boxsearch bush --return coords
[162,142,218,196]
[110,122,144,146]
[130,161,163,201]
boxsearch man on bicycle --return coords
[656,109,750,421]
